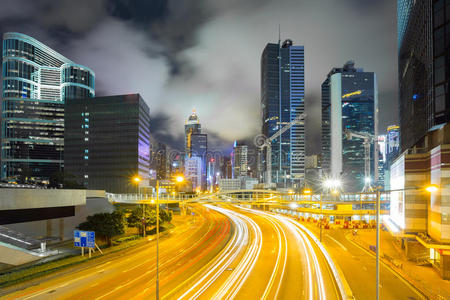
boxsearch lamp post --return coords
[132,176,144,237]
[374,184,439,300]
[321,179,341,243]
[155,175,185,300]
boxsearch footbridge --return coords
[107,189,390,219]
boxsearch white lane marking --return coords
[122,260,149,273]
[326,234,348,251]
[20,274,92,299]
[95,261,111,269]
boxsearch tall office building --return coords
[321,61,377,192]
[1,32,95,182]
[185,156,202,191]
[64,94,150,193]
[185,111,201,156]
[261,39,305,187]
[150,141,167,180]
[184,111,207,190]
[232,141,248,178]
[378,135,387,187]
[398,0,450,151]
[387,125,400,163]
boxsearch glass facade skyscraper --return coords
[232,141,248,178]
[1,32,95,182]
[261,39,305,187]
[398,0,450,151]
[184,111,207,190]
[64,94,150,193]
[321,61,377,192]
[398,1,433,151]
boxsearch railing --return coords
[106,193,197,204]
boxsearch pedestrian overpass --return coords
[106,189,390,219]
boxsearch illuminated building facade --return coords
[1,32,95,182]
[389,123,450,278]
[387,125,400,163]
[321,61,377,192]
[232,141,248,178]
[261,39,305,187]
[184,111,207,190]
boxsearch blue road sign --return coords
[74,230,95,248]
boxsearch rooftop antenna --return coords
[278,24,281,44]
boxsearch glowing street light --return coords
[323,178,341,190]
[133,176,141,183]
[425,184,439,193]
[175,175,185,183]
[303,188,312,195]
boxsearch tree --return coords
[127,206,156,235]
[127,206,173,233]
[159,208,172,224]
[78,210,127,246]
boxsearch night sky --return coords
[0,0,397,156]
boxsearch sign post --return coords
[74,230,95,257]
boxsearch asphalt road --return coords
[287,215,426,300]
[4,204,347,300]
[173,204,343,300]
[3,205,232,300]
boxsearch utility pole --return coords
[376,188,380,300]
[320,192,323,242]
[156,180,160,300]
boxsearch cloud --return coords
[0,0,398,155]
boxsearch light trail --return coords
[238,206,336,300]
[212,208,262,300]
[259,213,288,300]
[287,219,348,300]
[177,205,259,300]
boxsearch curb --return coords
[345,233,429,300]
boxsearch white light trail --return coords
[238,206,336,300]
[177,205,263,300]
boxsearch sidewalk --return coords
[349,229,450,300]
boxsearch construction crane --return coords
[260,113,306,186]
[344,129,377,192]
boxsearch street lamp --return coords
[320,178,341,242]
[132,176,144,237]
[425,184,439,193]
[155,174,185,300]
[373,184,439,300]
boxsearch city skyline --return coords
[0,0,397,154]
[2,1,450,299]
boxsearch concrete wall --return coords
[0,242,41,266]
[6,197,114,241]
[404,153,429,233]
[429,145,450,243]
[0,189,86,210]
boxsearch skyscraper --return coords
[261,39,305,187]
[321,61,377,192]
[387,125,400,163]
[232,141,248,178]
[184,111,207,190]
[398,1,450,151]
[1,32,95,182]
[64,94,150,193]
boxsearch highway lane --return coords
[236,206,344,300]
[5,204,349,300]
[281,214,425,299]
[3,205,232,300]
[170,204,344,300]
